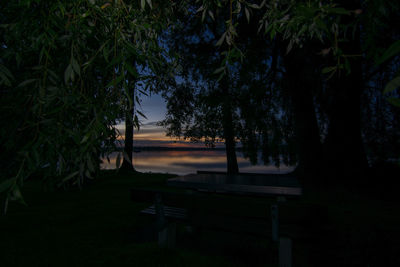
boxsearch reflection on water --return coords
[101,150,294,175]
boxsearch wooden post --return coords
[158,228,168,247]
[155,193,167,247]
[279,237,292,267]
[167,222,177,248]
[271,203,279,242]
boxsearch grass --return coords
[1,171,230,266]
[1,170,399,266]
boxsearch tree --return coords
[195,0,400,183]
[161,4,241,173]
[163,1,297,173]
[0,0,177,210]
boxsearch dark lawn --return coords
[1,170,399,266]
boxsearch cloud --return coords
[114,120,224,147]
[172,162,226,169]
[115,121,169,141]
[141,121,160,127]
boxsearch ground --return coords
[1,170,399,266]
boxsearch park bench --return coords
[130,187,321,246]
[131,172,327,267]
[130,186,326,267]
[130,188,276,247]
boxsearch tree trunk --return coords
[121,85,136,172]
[220,78,239,174]
[324,65,368,181]
[283,48,323,182]
[323,0,369,181]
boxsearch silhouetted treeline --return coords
[161,1,400,184]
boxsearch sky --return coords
[137,92,167,123]
[116,92,168,143]
[115,91,227,148]
[115,92,214,147]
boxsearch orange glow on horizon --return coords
[117,132,224,148]
[116,133,193,143]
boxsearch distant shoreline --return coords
[115,146,245,152]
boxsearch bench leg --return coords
[167,222,176,248]
[271,204,279,242]
[279,237,292,267]
[158,227,168,247]
[158,222,177,248]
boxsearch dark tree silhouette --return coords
[120,83,136,172]
[282,46,323,181]
[161,5,241,174]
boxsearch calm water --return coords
[101,150,294,175]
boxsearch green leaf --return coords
[141,0,145,9]
[387,97,400,107]
[383,76,400,94]
[0,64,13,78]
[208,10,214,21]
[257,22,264,33]
[376,40,400,65]
[10,186,27,206]
[62,171,79,183]
[196,6,204,13]
[71,57,80,76]
[201,9,206,22]
[138,89,148,96]
[217,71,225,82]
[322,66,336,74]
[137,110,147,119]
[216,32,226,46]
[106,74,124,88]
[328,7,350,15]
[18,79,37,87]
[0,178,15,193]
[0,72,11,86]
[85,169,92,179]
[146,0,152,9]
[213,66,225,75]
[124,41,139,56]
[125,62,138,78]
[80,133,90,144]
[0,64,13,86]
[133,115,140,129]
[315,19,328,33]
[245,7,250,23]
[64,64,73,84]
[248,4,260,9]
[102,44,110,62]
[87,157,95,172]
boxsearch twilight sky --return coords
[116,93,208,147]
[115,92,226,148]
[138,92,167,123]
[116,92,225,148]
[116,92,168,142]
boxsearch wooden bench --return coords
[131,186,326,267]
[129,187,301,246]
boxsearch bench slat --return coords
[141,205,188,220]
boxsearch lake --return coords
[101,150,294,175]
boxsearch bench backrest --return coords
[130,188,197,209]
